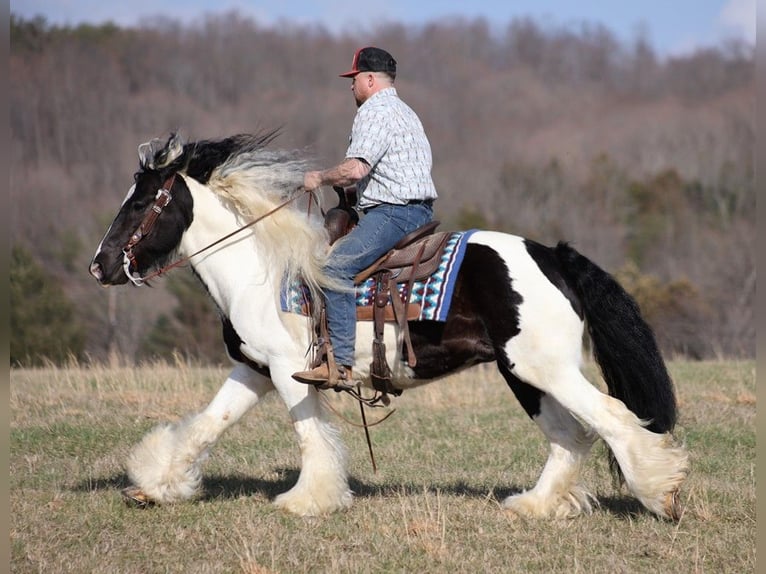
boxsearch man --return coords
[292,46,438,387]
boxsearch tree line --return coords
[9,13,754,365]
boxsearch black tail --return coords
[554,242,677,434]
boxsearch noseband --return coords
[122,174,176,286]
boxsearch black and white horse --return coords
[89,132,688,520]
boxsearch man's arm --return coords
[304,157,370,190]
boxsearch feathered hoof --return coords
[273,485,353,517]
[502,487,596,519]
[663,489,683,521]
[121,486,157,509]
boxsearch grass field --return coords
[10,359,755,573]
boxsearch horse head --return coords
[89,130,327,290]
[89,133,194,286]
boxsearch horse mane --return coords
[141,132,339,297]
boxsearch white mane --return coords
[202,146,340,297]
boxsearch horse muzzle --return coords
[89,260,104,282]
[89,256,128,286]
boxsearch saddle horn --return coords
[324,186,359,245]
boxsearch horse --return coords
[89,131,688,520]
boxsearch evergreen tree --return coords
[139,269,226,365]
[10,245,86,366]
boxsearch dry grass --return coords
[10,359,756,573]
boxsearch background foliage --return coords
[9,13,754,364]
[10,245,86,366]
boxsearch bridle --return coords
[122,174,176,286]
[120,174,393,464]
[122,172,312,286]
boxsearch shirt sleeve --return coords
[345,105,391,167]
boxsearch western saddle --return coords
[313,187,451,399]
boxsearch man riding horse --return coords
[292,46,438,388]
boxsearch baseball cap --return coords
[339,47,397,78]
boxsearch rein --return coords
[121,177,394,471]
[122,175,311,286]
[317,388,396,474]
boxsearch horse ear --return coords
[138,139,160,169]
[157,133,184,167]
[137,134,184,170]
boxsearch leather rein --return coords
[122,173,310,286]
[120,175,393,470]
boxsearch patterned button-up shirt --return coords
[345,87,438,210]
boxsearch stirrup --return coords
[322,364,355,391]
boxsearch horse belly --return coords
[406,319,496,380]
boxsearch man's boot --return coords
[292,363,353,389]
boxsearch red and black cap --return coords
[339,46,397,78]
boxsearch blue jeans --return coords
[324,202,434,366]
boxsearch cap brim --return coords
[339,69,360,78]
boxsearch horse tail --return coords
[554,242,677,435]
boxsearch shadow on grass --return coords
[73,469,651,519]
[201,470,300,501]
[72,473,132,492]
[595,495,648,520]
[349,479,651,520]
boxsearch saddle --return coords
[316,187,450,398]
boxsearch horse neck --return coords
[180,178,278,312]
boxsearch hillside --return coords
[9,14,755,362]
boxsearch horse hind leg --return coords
[125,364,273,505]
[501,371,598,519]
[584,387,688,519]
[529,366,688,520]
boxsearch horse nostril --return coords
[89,261,103,280]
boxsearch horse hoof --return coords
[121,486,156,508]
[664,489,682,521]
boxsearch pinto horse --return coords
[89,132,688,520]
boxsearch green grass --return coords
[10,360,756,573]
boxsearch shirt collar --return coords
[361,86,397,108]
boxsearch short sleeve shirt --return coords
[345,87,438,210]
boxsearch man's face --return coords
[350,72,374,107]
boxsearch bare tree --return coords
[9,14,754,361]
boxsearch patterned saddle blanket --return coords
[281,230,475,322]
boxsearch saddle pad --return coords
[280,230,476,322]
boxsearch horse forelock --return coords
[138,133,184,171]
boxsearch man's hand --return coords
[303,171,323,191]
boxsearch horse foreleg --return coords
[503,394,598,518]
[125,363,273,505]
[270,366,353,516]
